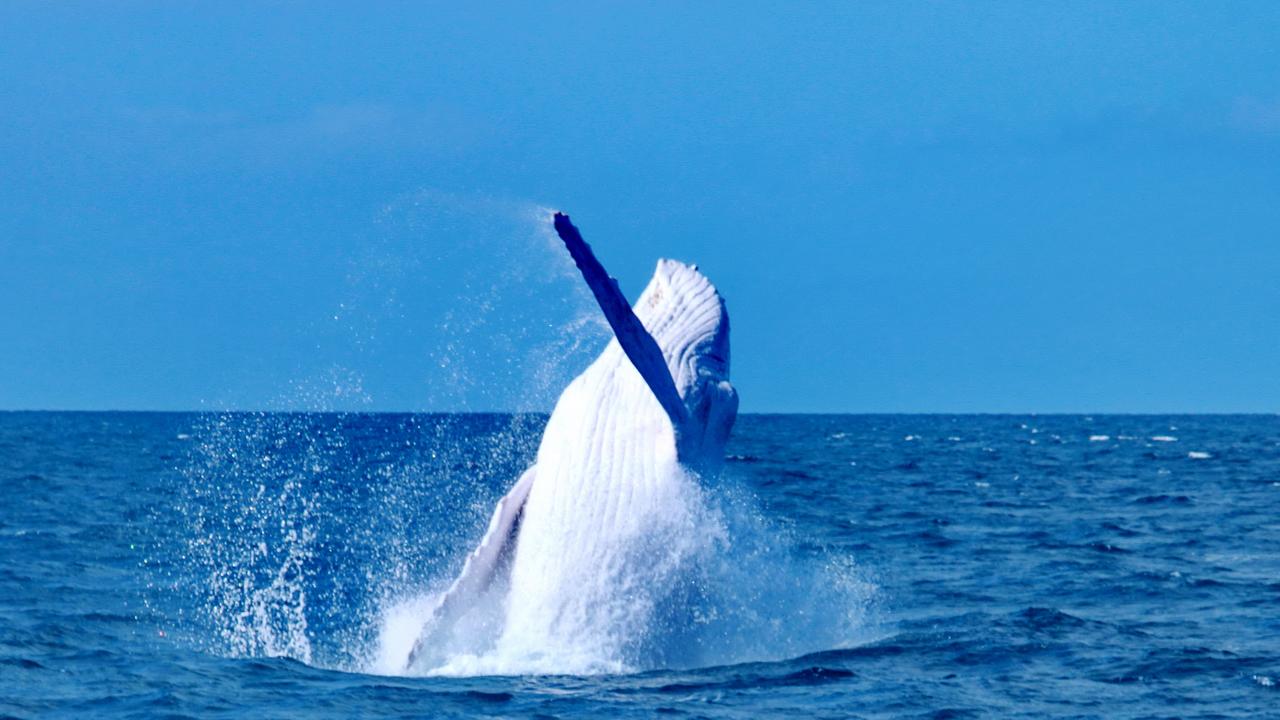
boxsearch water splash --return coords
[154,412,872,676]
[163,412,332,663]
[149,192,872,675]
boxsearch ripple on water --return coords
[1,413,1277,718]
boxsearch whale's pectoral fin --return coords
[554,212,689,431]
[405,465,536,670]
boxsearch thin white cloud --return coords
[115,101,488,167]
[1229,96,1280,135]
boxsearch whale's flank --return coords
[405,212,736,673]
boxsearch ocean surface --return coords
[1,412,1277,718]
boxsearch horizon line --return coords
[0,408,1276,417]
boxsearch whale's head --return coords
[632,259,739,470]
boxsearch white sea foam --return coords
[1151,436,1177,442]
[370,473,873,677]
[1187,451,1211,460]
[1089,435,1110,442]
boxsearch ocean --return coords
[1,412,1276,718]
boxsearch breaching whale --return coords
[404,212,738,672]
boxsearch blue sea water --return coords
[1,412,1277,718]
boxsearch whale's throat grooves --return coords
[405,213,737,674]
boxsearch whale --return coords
[405,212,738,672]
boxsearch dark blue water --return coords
[2,412,1277,718]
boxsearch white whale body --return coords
[403,213,738,673]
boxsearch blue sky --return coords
[2,2,1277,412]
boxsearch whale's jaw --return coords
[638,257,738,471]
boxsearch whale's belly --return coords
[497,343,689,665]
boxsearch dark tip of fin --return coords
[554,211,573,235]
